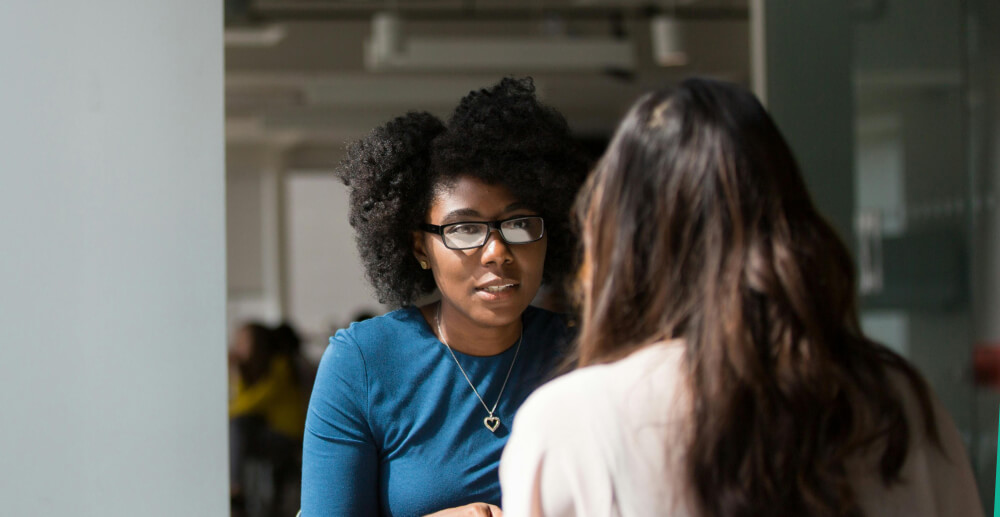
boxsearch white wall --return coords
[226,165,285,336]
[0,2,226,516]
[285,172,388,360]
[228,169,266,296]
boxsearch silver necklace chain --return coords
[435,303,522,432]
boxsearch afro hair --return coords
[337,77,590,307]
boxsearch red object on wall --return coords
[973,344,1000,388]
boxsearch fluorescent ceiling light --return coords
[365,12,634,72]
[225,25,287,47]
[650,15,688,67]
[227,73,546,108]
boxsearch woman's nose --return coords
[480,229,513,265]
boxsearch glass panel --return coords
[851,0,992,510]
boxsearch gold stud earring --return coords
[420,260,429,270]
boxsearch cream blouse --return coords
[500,341,984,517]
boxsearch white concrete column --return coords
[0,2,226,516]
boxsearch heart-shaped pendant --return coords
[483,415,500,432]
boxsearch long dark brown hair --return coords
[574,78,940,517]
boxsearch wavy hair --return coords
[574,77,940,517]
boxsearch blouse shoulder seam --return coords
[337,330,374,437]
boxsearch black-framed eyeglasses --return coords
[420,216,545,250]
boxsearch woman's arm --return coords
[301,334,380,516]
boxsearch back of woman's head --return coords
[575,77,938,517]
[273,321,302,356]
[238,322,277,386]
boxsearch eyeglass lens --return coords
[442,217,543,249]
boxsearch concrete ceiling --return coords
[225,0,750,166]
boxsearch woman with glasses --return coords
[500,78,983,517]
[301,77,589,517]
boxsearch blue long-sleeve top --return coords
[301,305,569,517]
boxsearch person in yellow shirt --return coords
[229,321,306,515]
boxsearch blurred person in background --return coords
[273,321,317,403]
[301,77,589,517]
[230,321,307,516]
[500,78,983,517]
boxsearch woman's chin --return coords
[469,298,532,328]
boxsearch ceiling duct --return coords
[246,0,748,21]
[224,24,288,47]
[650,15,688,66]
[364,12,635,72]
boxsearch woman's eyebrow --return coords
[440,203,534,223]
[440,208,482,222]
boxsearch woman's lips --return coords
[478,283,517,293]
[475,283,519,300]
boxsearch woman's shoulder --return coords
[508,364,611,460]
[851,362,985,516]
[331,306,427,350]
[516,342,685,432]
[522,305,573,340]
[513,355,616,431]
[320,307,432,377]
[314,307,430,396]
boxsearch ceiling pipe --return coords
[243,1,748,22]
[650,14,688,66]
[363,10,637,72]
